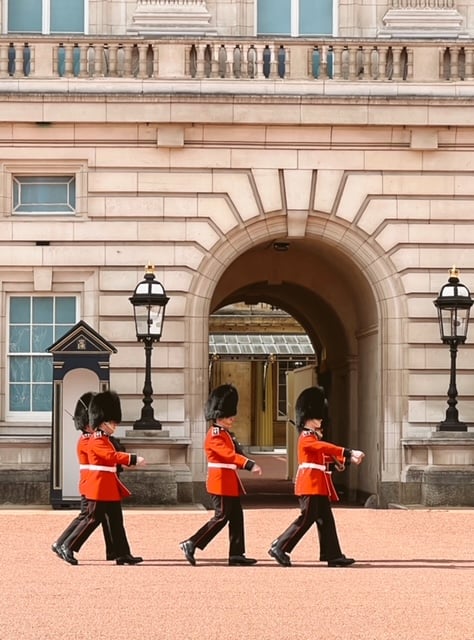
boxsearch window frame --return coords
[6,294,79,422]
[255,0,337,37]
[13,175,76,215]
[4,0,89,36]
[2,161,87,219]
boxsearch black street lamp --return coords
[129,264,169,430]
[433,266,473,432]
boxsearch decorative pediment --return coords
[47,320,117,356]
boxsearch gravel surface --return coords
[1,507,472,640]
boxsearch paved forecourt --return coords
[0,506,472,640]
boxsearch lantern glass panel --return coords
[134,306,151,339]
[439,306,470,342]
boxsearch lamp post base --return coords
[133,418,162,430]
[436,421,468,432]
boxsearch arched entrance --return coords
[185,218,405,504]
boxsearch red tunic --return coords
[205,425,252,497]
[84,431,135,502]
[294,430,346,501]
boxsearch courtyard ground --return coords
[0,505,472,640]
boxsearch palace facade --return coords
[1,0,474,507]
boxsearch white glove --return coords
[136,456,146,466]
[351,450,365,465]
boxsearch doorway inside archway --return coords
[207,237,379,504]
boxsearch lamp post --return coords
[129,265,169,430]
[433,266,473,432]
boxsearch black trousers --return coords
[273,495,343,561]
[55,495,114,557]
[62,500,131,558]
[188,494,245,557]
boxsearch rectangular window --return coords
[13,176,76,214]
[8,0,85,34]
[257,0,333,36]
[257,0,291,36]
[8,296,77,417]
[299,0,333,35]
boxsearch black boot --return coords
[59,545,78,566]
[115,554,143,565]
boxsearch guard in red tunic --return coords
[52,391,116,563]
[59,390,146,565]
[179,384,262,566]
[268,386,364,568]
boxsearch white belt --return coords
[298,463,327,472]
[79,464,89,470]
[208,462,237,470]
[88,465,117,473]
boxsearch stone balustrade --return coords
[0,36,474,83]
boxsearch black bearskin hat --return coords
[295,386,327,431]
[73,391,96,431]
[89,390,122,429]
[205,384,238,421]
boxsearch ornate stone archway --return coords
[184,211,406,504]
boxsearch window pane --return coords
[10,297,31,324]
[10,384,31,411]
[51,0,84,33]
[33,357,53,383]
[32,384,52,411]
[9,326,31,353]
[32,326,54,352]
[10,356,30,382]
[257,0,291,35]
[300,0,333,35]
[13,176,76,214]
[55,297,77,324]
[33,298,53,324]
[8,0,42,33]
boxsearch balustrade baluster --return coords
[131,44,140,77]
[233,45,242,79]
[379,46,387,80]
[95,44,104,76]
[151,44,159,78]
[277,45,286,79]
[108,44,118,77]
[23,43,31,76]
[392,46,402,79]
[349,47,358,80]
[464,47,473,80]
[331,45,342,80]
[370,47,379,80]
[263,45,271,79]
[341,47,350,80]
[8,43,16,76]
[218,44,227,78]
[451,46,460,81]
[57,44,66,77]
[0,44,8,77]
[442,47,451,80]
[362,46,371,79]
[312,47,320,79]
[204,44,212,78]
[136,43,147,78]
[196,43,206,79]
[247,45,257,79]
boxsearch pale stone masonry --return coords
[1,0,474,507]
